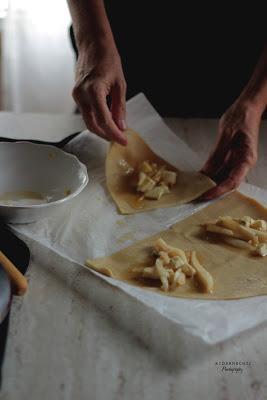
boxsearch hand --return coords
[72,43,127,145]
[200,101,262,200]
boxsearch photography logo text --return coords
[215,360,254,374]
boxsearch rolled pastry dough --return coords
[86,192,267,300]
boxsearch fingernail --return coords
[118,134,128,146]
[119,119,127,131]
[121,137,128,146]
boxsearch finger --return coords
[200,131,231,178]
[73,89,109,141]
[211,152,233,183]
[83,110,109,142]
[75,94,109,141]
[90,87,127,146]
[231,130,257,167]
[111,81,127,131]
[212,130,257,182]
[201,143,229,178]
[201,160,251,200]
[73,82,127,146]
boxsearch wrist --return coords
[75,26,116,52]
[239,83,267,117]
[77,35,119,61]
[237,94,265,119]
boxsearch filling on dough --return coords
[136,161,177,200]
[203,216,267,256]
[132,238,214,293]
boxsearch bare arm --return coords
[201,44,267,199]
[240,44,267,110]
[67,0,127,145]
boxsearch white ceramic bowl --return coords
[0,142,88,223]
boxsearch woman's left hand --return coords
[200,100,262,200]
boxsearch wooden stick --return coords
[0,250,28,296]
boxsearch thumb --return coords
[200,134,230,178]
[111,81,127,131]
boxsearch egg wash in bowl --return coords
[0,141,88,223]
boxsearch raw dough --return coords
[106,129,215,214]
[86,192,267,300]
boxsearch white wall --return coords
[1,0,75,112]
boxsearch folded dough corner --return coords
[105,129,215,215]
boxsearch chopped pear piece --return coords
[170,255,186,269]
[137,172,146,187]
[238,216,255,227]
[133,238,211,293]
[168,248,187,259]
[250,236,259,246]
[170,269,186,290]
[158,251,170,265]
[256,243,267,257]
[204,215,267,254]
[201,219,219,227]
[139,160,153,174]
[176,271,186,285]
[144,185,169,200]
[162,170,177,186]
[218,217,256,241]
[154,238,187,262]
[190,251,214,294]
[152,165,166,183]
[130,207,267,296]
[246,227,267,243]
[155,258,169,291]
[251,219,267,231]
[205,224,234,237]
[137,174,156,193]
[142,267,159,279]
[181,263,196,277]
[223,236,255,250]
[136,160,177,201]
[154,238,171,253]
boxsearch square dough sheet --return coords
[86,191,267,300]
[105,129,215,214]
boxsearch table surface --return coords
[2,118,267,400]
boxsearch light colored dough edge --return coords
[85,260,113,278]
[105,141,124,214]
[236,190,267,213]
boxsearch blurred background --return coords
[0,0,75,113]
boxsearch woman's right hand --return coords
[72,42,128,146]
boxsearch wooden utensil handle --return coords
[0,250,28,296]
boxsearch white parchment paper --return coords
[13,93,267,345]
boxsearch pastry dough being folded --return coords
[105,129,215,214]
[86,192,267,300]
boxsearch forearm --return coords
[239,43,267,114]
[67,0,127,144]
[67,0,116,51]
